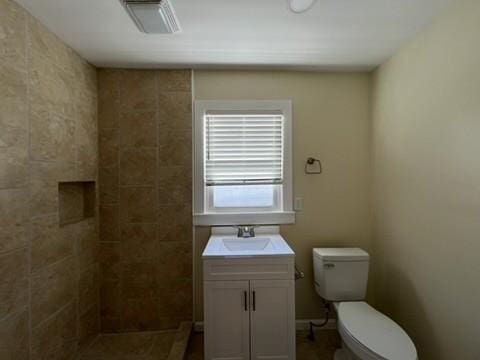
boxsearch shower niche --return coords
[58,181,96,226]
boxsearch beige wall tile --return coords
[158,128,191,166]
[29,162,76,217]
[75,100,97,148]
[0,146,28,189]
[30,160,76,186]
[122,260,159,298]
[99,167,119,205]
[30,256,76,327]
[0,248,28,319]
[157,91,192,129]
[119,110,158,147]
[158,166,192,205]
[76,144,98,181]
[98,68,192,331]
[75,219,99,271]
[123,297,161,331]
[98,99,119,130]
[27,15,71,71]
[120,223,158,263]
[79,264,99,314]
[31,302,77,360]
[157,279,192,320]
[100,317,123,334]
[100,280,122,319]
[98,69,120,129]
[31,214,74,272]
[100,204,120,243]
[0,0,26,68]
[120,147,157,186]
[99,128,119,168]
[158,204,192,242]
[98,70,120,101]
[0,189,28,253]
[100,242,121,280]
[157,70,191,92]
[0,308,29,360]
[0,64,28,148]
[157,241,192,279]
[119,186,157,223]
[29,109,75,162]
[30,185,59,217]
[119,70,157,111]
[78,303,99,351]
[1,0,100,355]
[70,58,97,98]
[28,51,75,119]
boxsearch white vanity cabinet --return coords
[203,256,296,360]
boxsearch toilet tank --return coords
[313,248,370,301]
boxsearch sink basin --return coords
[222,237,273,251]
[203,232,294,258]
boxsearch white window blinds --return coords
[205,111,284,186]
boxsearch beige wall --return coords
[193,70,373,321]
[97,69,193,332]
[371,0,480,359]
[0,0,99,358]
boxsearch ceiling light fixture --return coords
[120,0,181,34]
[288,0,317,13]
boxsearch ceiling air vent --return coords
[120,0,181,34]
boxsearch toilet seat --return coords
[337,302,417,360]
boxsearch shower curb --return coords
[167,321,193,360]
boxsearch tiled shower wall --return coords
[97,69,193,332]
[0,0,99,359]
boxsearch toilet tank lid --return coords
[313,248,369,261]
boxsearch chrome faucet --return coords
[235,225,256,238]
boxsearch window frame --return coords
[193,100,294,226]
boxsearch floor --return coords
[185,330,341,360]
[78,329,340,360]
[78,330,177,360]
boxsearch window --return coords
[194,101,294,226]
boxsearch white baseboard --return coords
[194,319,336,332]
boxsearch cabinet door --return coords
[250,280,295,360]
[204,281,250,360]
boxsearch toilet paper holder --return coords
[305,157,322,174]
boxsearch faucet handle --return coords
[235,225,256,238]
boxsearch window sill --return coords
[193,211,296,226]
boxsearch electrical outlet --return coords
[294,197,303,211]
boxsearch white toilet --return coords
[313,248,417,360]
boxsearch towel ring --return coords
[305,157,322,174]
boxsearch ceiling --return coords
[15,0,451,70]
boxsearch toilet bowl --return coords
[334,302,417,360]
[313,248,418,360]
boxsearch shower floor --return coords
[79,330,177,360]
[78,328,340,360]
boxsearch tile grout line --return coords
[25,12,33,360]
[116,71,124,332]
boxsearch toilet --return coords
[313,248,417,360]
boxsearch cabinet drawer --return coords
[203,257,294,281]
